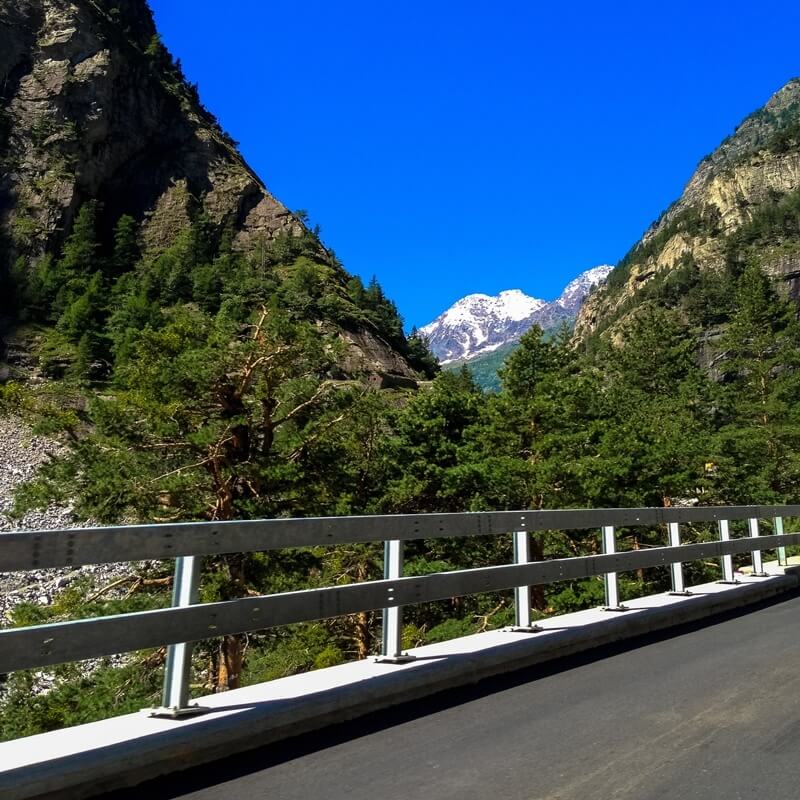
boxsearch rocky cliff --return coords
[575,78,800,339]
[0,0,425,380]
[0,0,301,262]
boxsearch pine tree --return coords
[111,215,139,275]
[405,327,440,378]
[382,369,483,513]
[713,259,800,501]
[50,202,102,318]
[58,271,106,343]
[19,304,350,690]
[599,307,713,507]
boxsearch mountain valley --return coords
[3,0,800,743]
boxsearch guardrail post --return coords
[375,540,415,663]
[775,516,787,566]
[667,522,692,595]
[602,526,628,611]
[149,555,207,718]
[717,519,738,584]
[748,517,769,577]
[507,531,543,631]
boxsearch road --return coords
[105,591,800,800]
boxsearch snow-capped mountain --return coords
[420,266,613,364]
[419,290,545,364]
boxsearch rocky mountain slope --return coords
[0,0,423,380]
[421,266,611,363]
[0,0,299,262]
[576,78,800,340]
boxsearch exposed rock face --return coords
[674,80,800,218]
[0,0,420,381]
[421,266,611,364]
[0,0,300,262]
[337,327,419,381]
[575,78,800,339]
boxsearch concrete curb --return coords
[2,572,798,800]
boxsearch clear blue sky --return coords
[149,0,800,329]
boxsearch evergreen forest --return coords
[3,197,800,740]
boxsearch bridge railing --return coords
[1,505,799,716]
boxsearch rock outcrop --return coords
[0,0,300,263]
[575,78,800,339]
[0,0,421,381]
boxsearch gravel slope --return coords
[0,416,131,625]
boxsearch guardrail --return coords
[1,505,798,716]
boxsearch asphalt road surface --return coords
[105,592,800,800]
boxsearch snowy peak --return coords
[420,266,612,364]
[556,265,613,314]
[495,289,547,320]
[433,290,545,327]
[419,289,546,364]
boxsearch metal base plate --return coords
[145,704,210,719]
[717,579,740,585]
[374,654,417,664]
[602,605,630,612]
[668,591,693,596]
[504,625,544,633]
[748,572,770,578]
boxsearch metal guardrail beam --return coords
[2,531,798,674]
[2,505,798,572]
